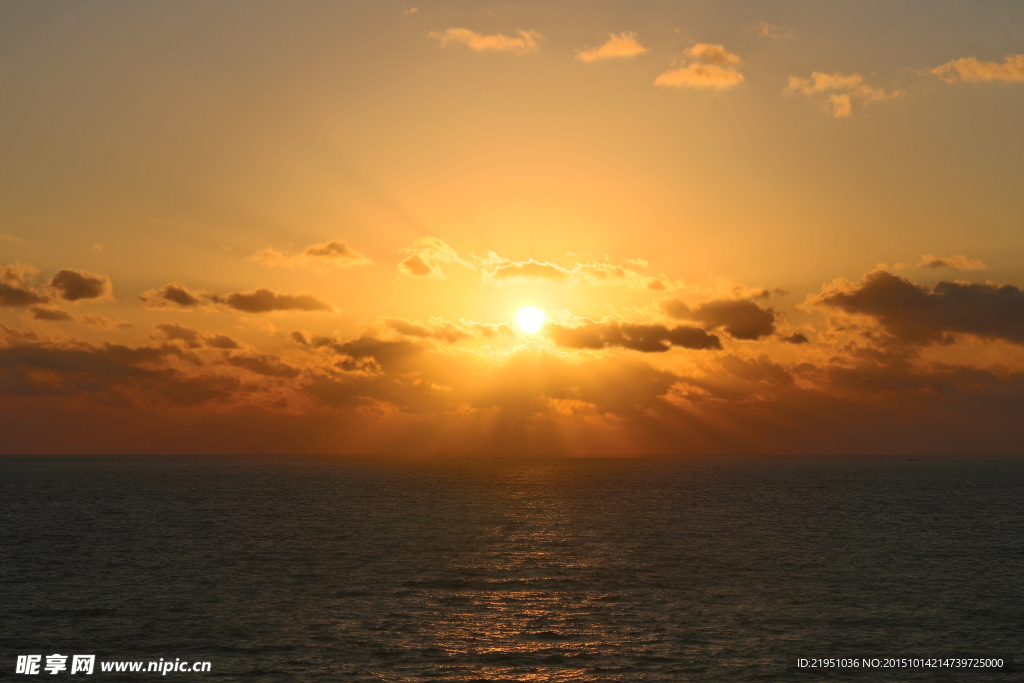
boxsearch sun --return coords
[515,306,545,333]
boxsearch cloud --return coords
[687,43,742,66]
[404,7,418,15]
[398,237,466,279]
[4,305,1024,456]
[785,72,901,117]
[213,289,335,314]
[655,45,744,90]
[918,254,987,271]
[141,283,333,313]
[49,269,112,302]
[489,259,572,282]
[80,315,132,331]
[139,283,209,310]
[383,317,515,343]
[154,323,203,348]
[30,306,73,322]
[0,234,25,243]
[660,297,777,340]
[249,240,371,270]
[385,317,473,344]
[655,63,744,90]
[206,335,239,350]
[756,21,794,39]
[479,254,654,289]
[221,353,300,378]
[471,321,516,338]
[548,318,722,352]
[691,299,777,340]
[576,32,647,62]
[430,28,540,55]
[780,332,810,344]
[0,264,48,308]
[398,253,435,278]
[647,278,667,291]
[815,270,1024,346]
[315,334,427,374]
[931,54,1024,83]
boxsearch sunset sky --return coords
[2,0,1023,455]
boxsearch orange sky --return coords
[2,1,1023,455]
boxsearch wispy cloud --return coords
[249,240,371,270]
[655,44,744,90]
[430,28,540,55]
[918,254,987,271]
[398,237,468,279]
[479,254,658,289]
[785,71,901,117]
[756,21,794,39]
[576,32,647,62]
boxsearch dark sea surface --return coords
[1,456,1021,681]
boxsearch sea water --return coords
[2,456,1021,681]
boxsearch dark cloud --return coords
[779,332,810,344]
[155,323,202,348]
[50,269,112,302]
[102,341,199,366]
[323,335,426,373]
[816,270,1024,346]
[2,316,1024,456]
[548,319,721,352]
[141,283,332,313]
[31,307,73,322]
[139,283,208,309]
[0,264,48,308]
[213,289,334,313]
[646,278,667,291]
[205,335,239,350]
[0,338,226,407]
[154,323,239,350]
[303,241,361,259]
[222,353,300,378]
[660,297,776,340]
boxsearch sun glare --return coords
[515,306,545,333]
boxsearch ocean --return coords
[2,456,1021,681]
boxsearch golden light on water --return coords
[515,306,545,334]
